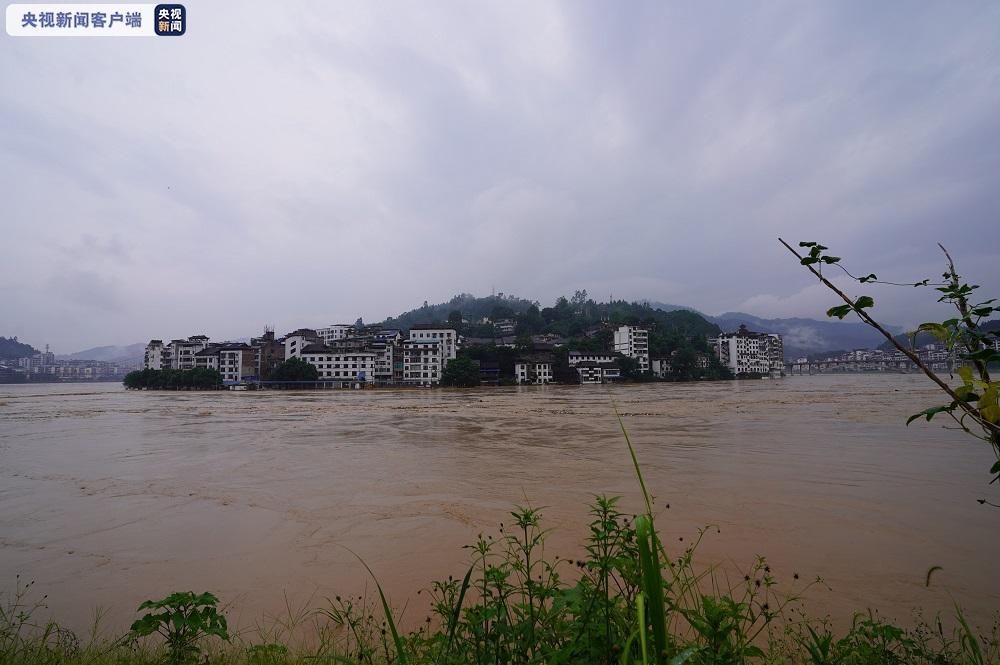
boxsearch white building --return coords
[169,336,210,370]
[494,319,516,336]
[316,325,355,345]
[515,358,554,384]
[369,341,395,384]
[144,336,210,370]
[300,343,376,384]
[568,351,616,366]
[284,329,322,359]
[650,357,670,379]
[408,325,458,361]
[614,326,650,372]
[144,340,165,370]
[713,325,784,376]
[575,361,621,384]
[219,344,256,384]
[194,346,220,370]
[402,338,442,386]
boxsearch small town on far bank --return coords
[4,292,993,388]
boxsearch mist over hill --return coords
[56,343,146,365]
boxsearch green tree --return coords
[669,347,700,381]
[269,357,319,382]
[440,357,480,387]
[448,310,464,331]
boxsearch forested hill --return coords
[0,336,39,360]
[382,293,537,330]
[381,292,720,342]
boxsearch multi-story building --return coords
[713,325,784,376]
[614,326,650,372]
[575,361,622,384]
[144,336,210,370]
[169,335,210,370]
[402,338,442,386]
[219,344,256,384]
[651,357,670,379]
[369,341,395,384]
[408,324,458,362]
[144,340,165,370]
[494,319,516,336]
[251,329,285,380]
[299,343,377,384]
[514,356,554,384]
[316,325,355,345]
[284,329,323,359]
[567,351,616,366]
[194,346,220,370]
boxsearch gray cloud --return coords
[1,1,998,351]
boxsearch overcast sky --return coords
[2,2,998,352]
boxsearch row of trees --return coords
[123,368,222,390]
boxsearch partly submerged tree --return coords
[268,357,319,382]
[781,238,1000,499]
[440,356,480,387]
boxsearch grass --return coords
[2,410,998,664]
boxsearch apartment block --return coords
[713,325,784,376]
[614,325,650,372]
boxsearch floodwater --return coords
[0,376,997,634]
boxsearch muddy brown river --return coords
[1,376,997,634]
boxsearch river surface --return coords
[0,376,997,634]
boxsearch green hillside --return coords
[0,336,39,361]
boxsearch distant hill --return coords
[708,312,901,361]
[383,293,537,329]
[645,301,708,317]
[380,294,899,359]
[58,342,145,365]
[0,336,39,361]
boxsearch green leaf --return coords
[859,273,877,283]
[826,305,852,319]
[798,241,817,247]
[820,255,841,264]
[990,460,1000,475]
[916,323,949,341]
[854,295,874,309]
[965,349,1000,364]
[800,257,819,266]
[906,405,953,425]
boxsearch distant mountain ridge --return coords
[57,343,145,364]
[647,302,900,360]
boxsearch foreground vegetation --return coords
[3,495,998,665]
